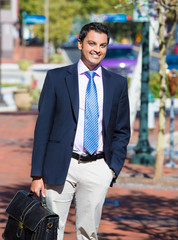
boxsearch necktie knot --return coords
[85,71,96,80]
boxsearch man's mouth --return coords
[90,52,101,57]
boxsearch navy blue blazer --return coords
[31,62,130,185]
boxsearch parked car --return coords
[25,37,43,46]
[61,35,78,48]
[101,44,137,77]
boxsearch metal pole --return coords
[44,0,49,63]
[0,4,7,106]
[165,96,176,167]
[22,11,26,59]
[131,21,155,165]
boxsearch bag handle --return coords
[28,191,48,208]
[40,191,48,207]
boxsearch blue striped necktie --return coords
[84,71,99,155]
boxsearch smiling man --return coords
[78,29,108,69]
[30,22,130,240]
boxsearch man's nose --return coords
[93,45,100,53]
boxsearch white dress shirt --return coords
[73,59,104,153]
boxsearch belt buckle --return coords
[78,153,83,164]
[78,152,88,163]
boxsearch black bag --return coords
[2,190,59,240]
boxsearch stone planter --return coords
[14,89,33,110]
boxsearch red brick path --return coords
[0,111,178,240]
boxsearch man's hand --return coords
[30,177,45,197]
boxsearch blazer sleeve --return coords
[110,78,130,178]
[31,71,56,177]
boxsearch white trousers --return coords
[45,157,113,240]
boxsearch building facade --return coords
[0,0,19,59]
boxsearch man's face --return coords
[78,30,108,70]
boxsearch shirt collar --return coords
[78,59,101,77]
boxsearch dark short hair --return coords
[79,22,110,44]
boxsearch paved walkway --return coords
[0,111,178,240]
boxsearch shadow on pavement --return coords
[1,185,178,240]
[99,192,178,240]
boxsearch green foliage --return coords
[19,0,176,47]
[19,0,44,20]
[18,59,31,71]
[20,0,81,46]
[149,72,161,98]
[19,0,138,47]
[149,71,178,98]
[17,77,41,104]
[48,0,81,45]
[29,86,41,104]
[76,0,123,15]
[106,21,142,43]
[2,78,41,104]
[73,0,137,43]
[49,54,63,64]
[2,83,21,88]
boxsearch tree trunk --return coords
[154,4,167,180]
[154,0,178,180]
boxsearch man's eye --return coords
[88,42,95,46]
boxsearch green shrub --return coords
[149,71,178,98]
[18,59,31,71]
[149,72,161,98]
[49,54,63,64]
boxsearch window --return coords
[0,0,11,10]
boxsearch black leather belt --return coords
[72,152,104,162]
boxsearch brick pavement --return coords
[0,111,178,240]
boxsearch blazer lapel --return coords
[65,63,79,123]
[102,68,114,130]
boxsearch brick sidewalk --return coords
[0,111,178,240]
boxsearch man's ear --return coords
[78,39,82,50]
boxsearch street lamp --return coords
[131,22,155,166]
